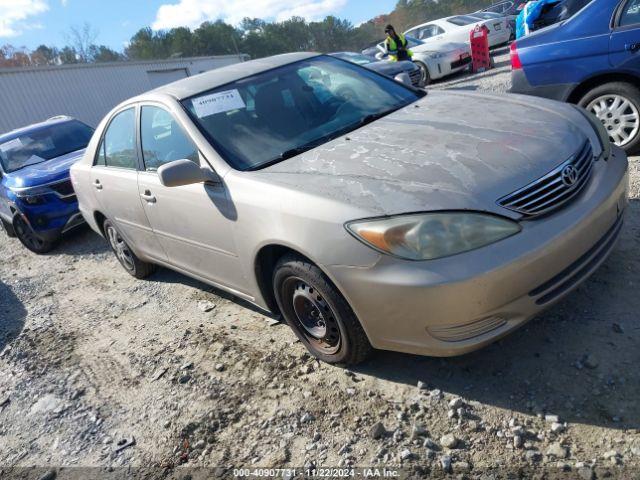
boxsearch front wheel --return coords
[579,82,640,154]
[103,219,156,279]
[273,254,372,365]
[12,215,55,254]
[415,61,431,87]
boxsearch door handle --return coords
[93,180,103,190]
[627,43,640,53]
[140,190,156,203]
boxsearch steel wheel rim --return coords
[283,277,342,355]
[588,94,640,147]
[14,217,45,251]
[106,225,135,272]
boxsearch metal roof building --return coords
[0,54,247,133]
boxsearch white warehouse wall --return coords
[0,55,247,133]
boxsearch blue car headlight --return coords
[11,186,49,205]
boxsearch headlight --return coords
[427,52,444,59]
[346,212,521,261]
[11,186,49,205]
[575,106,611,161]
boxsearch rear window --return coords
[0,120,93,173]
[447,15,483,26]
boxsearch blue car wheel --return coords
[578,82,640,154]
[12,215,56,254]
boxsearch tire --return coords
[103,219,156,279]
[273,254,373,365]
[1,217,16,238]
[578,82,640,154]
[12,215,56,254]
[415,61,431,86]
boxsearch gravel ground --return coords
[1,50,639,479]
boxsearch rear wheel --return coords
[1,217,16,238]
[415,61,431,86]
[103,219,156,279]
[12,215,55,254]
[579,82,640,154]
[273,254,372,365]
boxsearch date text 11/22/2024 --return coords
[233,468,401,478]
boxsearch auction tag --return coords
[0,138,22,152]
[192,89,246,118]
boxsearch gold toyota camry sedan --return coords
[71,53,628,364]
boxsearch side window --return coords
[140,106,199,171]
[99,108,137,169]
[418,26,436,39]
[620,0,640,26]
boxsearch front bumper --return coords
[510,69,574,102]
[16,198,83,242]
[326,147,629,357]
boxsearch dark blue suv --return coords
[0,117,93,253]
[511,0,640,153]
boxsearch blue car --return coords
[0,117,94,253]
[510,0,640,153]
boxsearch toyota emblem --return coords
[561,165,579,187]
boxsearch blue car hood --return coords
[4,149,85,189]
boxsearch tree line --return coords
[0,0,496,68]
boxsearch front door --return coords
[136,104,246,293]
[89,107,166,261]
[610,0,640,70]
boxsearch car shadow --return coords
[150,268,279,319]
[54,225,109,257]
[0,281,27,353]
[353,197,640,431]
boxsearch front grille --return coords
[427,316,507,342]
[451,55,471,70]
[49,179,75,197]
[408,68,422,87]
[498,141,594,217]
[529,215,623,305]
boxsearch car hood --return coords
[4,149,85,189]
[367,60,415,76]
[257,91,597,218]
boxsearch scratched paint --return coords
[257,90,600,218]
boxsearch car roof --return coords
[0,116,78,143]
[146,52,321,101]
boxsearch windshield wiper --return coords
[253,107,406,170]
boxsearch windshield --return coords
[182,56,423,171]
[0,120,93,173]
[332,52,374,66]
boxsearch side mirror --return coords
[157,159,220,188]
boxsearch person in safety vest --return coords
[384,24,413,62]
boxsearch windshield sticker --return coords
[0,138,23,153]
[192,89,246,118]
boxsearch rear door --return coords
[90,106,167,261]
[610,0,640,71]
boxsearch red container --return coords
[470,24,492,73]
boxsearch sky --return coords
[0,0,397,51]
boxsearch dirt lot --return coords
[1,50,639,479]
